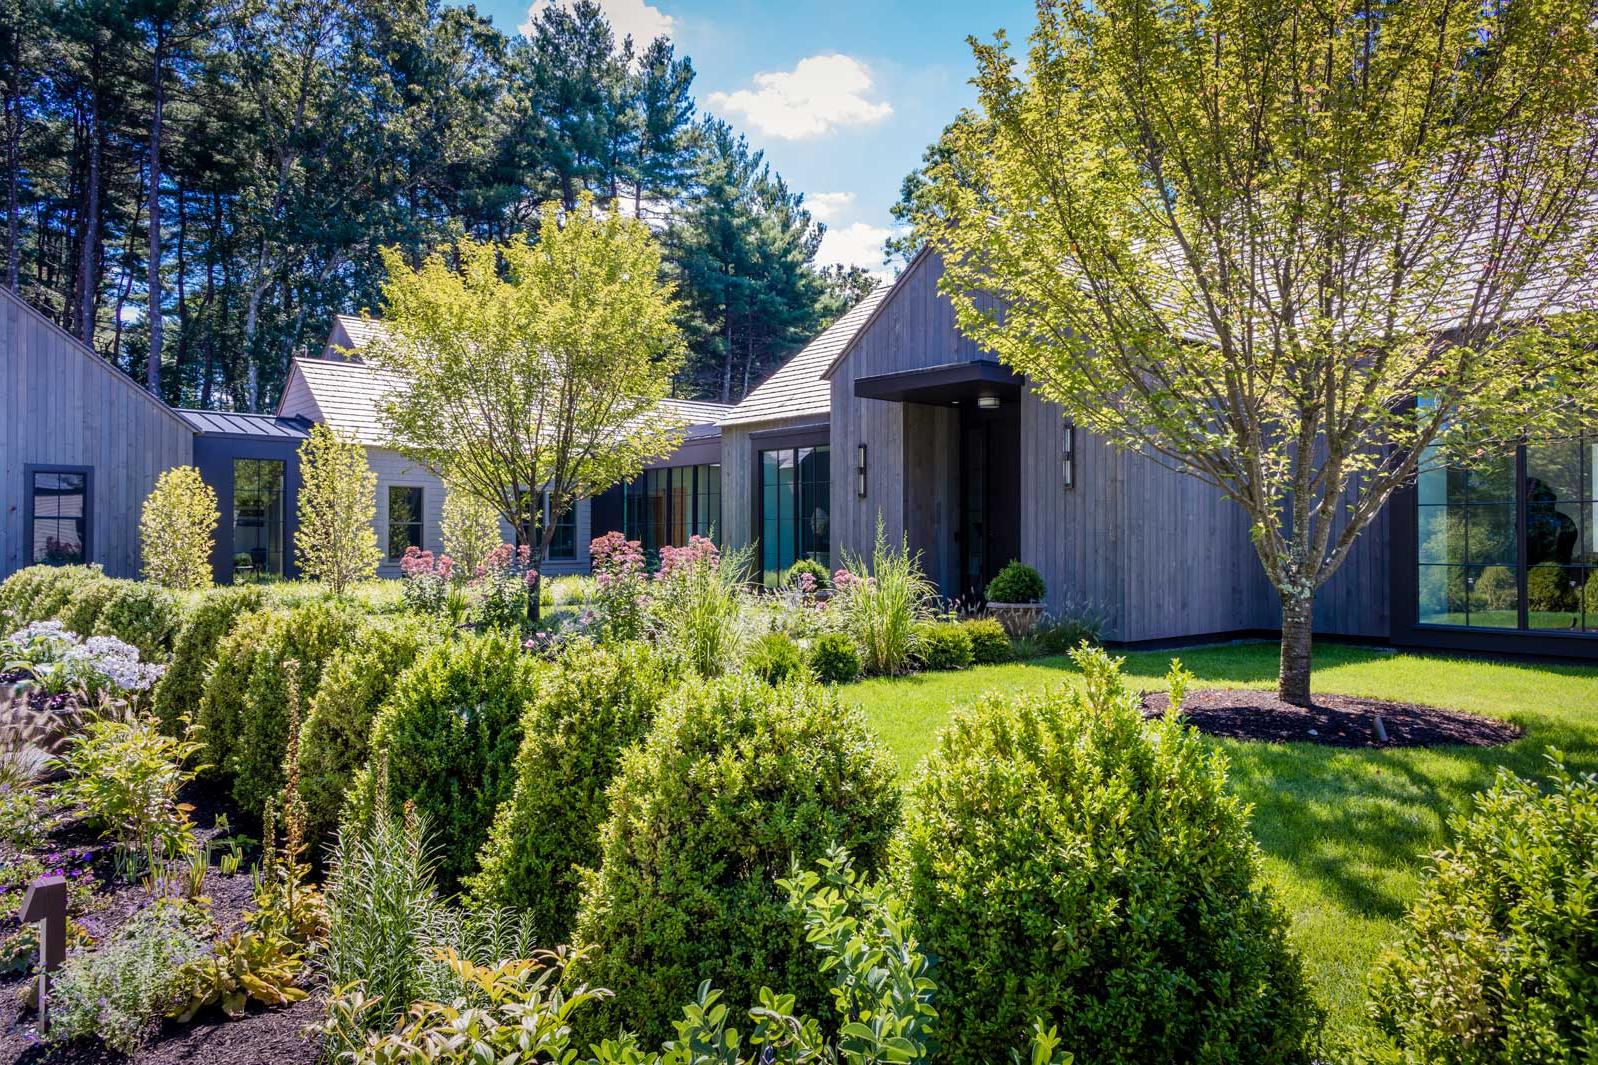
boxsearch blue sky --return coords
[473,0,1039,275]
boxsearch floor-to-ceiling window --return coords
[623,464,720,557]
[1415,433,1597,633]
[759,445,829,586]
[233,459,286,579]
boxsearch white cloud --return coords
[807,192,855,223]
[708,55,892,141]
[520,0,674,44]
[816,221,894,277]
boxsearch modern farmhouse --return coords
[4,251,1594,659]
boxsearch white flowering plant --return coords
[2,622,165,700]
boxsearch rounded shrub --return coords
[912,620,973,671]
[1364,759,1598,1064]
[93,580,182,661]
[1473,565,1517,611]
[897,646,1322,1064]
[961,616,1012,664]
[985,560,1046,604]
[469,642,679,941]
[745,632,807,684]
[299,618,431,855]
[359,631,538,889]
[58,576,123,638]
[151,585,265,734]
[569,675,901,1043]
[806,631,860,684]
[197,601,364,816]
[1527,562,1576,612]
[0,565,103,627]
[783,558,830,589]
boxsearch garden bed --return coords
[1139,688,1521,748]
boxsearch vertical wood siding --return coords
[1,286,193,579]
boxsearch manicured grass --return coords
[840,641,1598,1052]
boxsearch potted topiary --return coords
[985,561,1047,635]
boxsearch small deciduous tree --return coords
[920,0,1598,703]
[367,194,687,620]
[295,423,380,595]
[440,481,500,577]
[140,465,218,590]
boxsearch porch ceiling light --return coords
[976,391,1001,410]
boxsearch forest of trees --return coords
[0,0,879,410]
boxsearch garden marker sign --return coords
[19,875,66,1034]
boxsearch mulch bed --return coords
[1140,688,1521,748]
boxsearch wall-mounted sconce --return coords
[1062,423,1076,490]
[976,391,1001,410]
[856,444,868,497]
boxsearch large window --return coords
[541,492,576,560]
[623,464,720,557]
[759,445,829,587]
[387,486,424,560]
[233,459,285,579]
[26,467,90,565]
[1416,433,1598,633]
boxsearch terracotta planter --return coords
[987,602,1045,636]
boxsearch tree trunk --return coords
[174,180,187,400]
[145,25,165,394]
[1278,590,1314,706]
[4,74,19,291]
[76,83,100,344]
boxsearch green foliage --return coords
[470,642,678,941]
[151,585,265,734]
[897,647,1323,1063]
[961,617,1013,664]
[93,579,183,661]
[569,675,901,1042]
[745,632,807,685]
[140,466,219,591]
[52,712,204,865]
[985,560,1046,604]
[169,926,308,1022]
[784,558,830,589]
[835,521,936,676]
[48,902,211,1054]
[296,423,382,595]
[440,482,503,578]
[1022,603,1108,657]
[1363,758,1598,1064]
[299,620,430,854]
[1473,565,1518,611]
[360,632,538,888]
[58,576,122,638]
[650,538,753,677]
[911,621,973,671]
[0,564,102,627]
[807,631,861,685]
[197,601,363,816]
[1527,562,1576,612]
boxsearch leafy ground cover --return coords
[841,640,1598,1051]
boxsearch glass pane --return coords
[1416,462,1448,506]
[1465,504,1516,565]
[1416,505,1465,565]
[1527,438,1582,502]
[1465,569,1519,629]
[388,486,423,560]
[1417,565,1466,626]
[234,459,285,579]
[1527,562,1581,618]
[1526,498,1581,568]
[1581,569,1598,632]
[31,471,88,564]
[1466,453,1515,503]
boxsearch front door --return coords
[959,404,1021,602]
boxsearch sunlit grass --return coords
[839,640,1598,1052]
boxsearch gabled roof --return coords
[819,247,936,384]
[720,284,893,427]
[326,313,389,358]
[177,409,312,440]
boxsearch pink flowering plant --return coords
[587,531,649,642]
[473,543,536,630]
[399,546,456,615]
[648,535,752,677]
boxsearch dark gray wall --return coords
[191,434,304,583]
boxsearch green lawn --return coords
[839,641,1598,1052]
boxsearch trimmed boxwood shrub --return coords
[197,601,363,816]
[962,616,1012,664]
[92,580,182,661]
[299,618,431,854]
[745,632,807,684]
[151,585,265,734]
[1364,759,1598,1064]
[985,560,1045,604]
[913,620,973,671]
[806,631,860,684]
[569,675,901,1043]
[58,577,123,638]
[358,631,538,889]
[783,558,830,589]
[0,565,102,627]
[1527,561,1576,612]
[897,646,1322,1064]
[469,642,678,941]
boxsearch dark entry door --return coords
[959,405,1021,601]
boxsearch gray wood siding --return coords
[1,286,194,580]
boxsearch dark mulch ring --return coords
[1139,688,1522,748]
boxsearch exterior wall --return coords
[1,286,194,580]
[720,415,823,558]
[192,434,304,583]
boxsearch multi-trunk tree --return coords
[920,0,1598,703]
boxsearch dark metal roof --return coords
[176,409,313,439]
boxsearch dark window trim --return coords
[748,423,830,449]
[232,457,288,580]
[23,464,93,567]
[754,444,831,587]
[386,484,426,561]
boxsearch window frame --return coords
[232,457,287,580]
[386,484,426,561]
[755,441,831,588]
[23,464,93,567]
